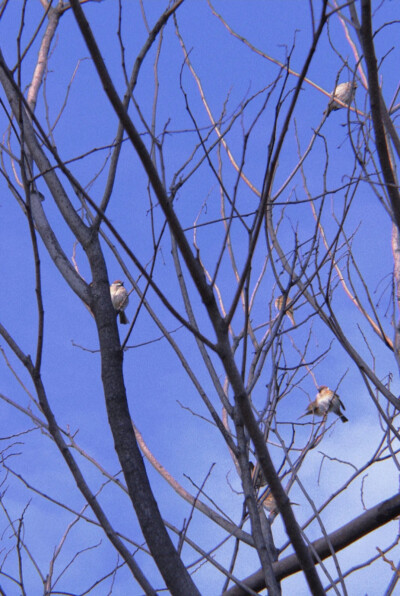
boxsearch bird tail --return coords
[325,102,339,116]
[340,414,348,423]
[119,311,129,325]
[287,311,295,326]
[297,411,309,420]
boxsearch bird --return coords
[326,81,357,115]
[250,461,267,490]
[275,295,295,326]
[262,492,278,515]
[299,385,348,423]
[110,280,129,324]
[249,463,278,513]
[249,463,299,515]
[261,492,299,516]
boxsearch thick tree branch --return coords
[1,15,201,596]
[360,0,400,231]
[69,1,330,593]
[86,241,201,596]
[0,50,91,246]
[0,323,157,596]
[69,0,220,333]
[29,190,91,304]
[26,4,62,112]
[223,492,400,595]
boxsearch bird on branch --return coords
[299,385,348,423]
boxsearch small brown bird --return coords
[262,492,278,515]
[275,295,295,326]
[250,461,267,490]
[326,81,357,115]
[261,490,299,515]
[299,385,348,423]
[110,280,129,324]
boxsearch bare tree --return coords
[0,1,399,594]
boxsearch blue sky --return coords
[0,1,399,594]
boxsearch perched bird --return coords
[326,81,357,115]
[110,280,129,324]
[275,295,295,326]
[262,492,278,515]
[249,463,299,516]
[249,463,278,513]
[261,489,299,516]
[250,461,267,490]
[299,385,348,423]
